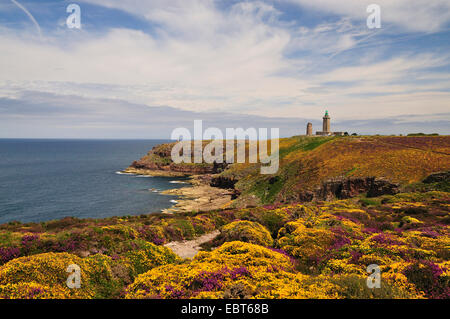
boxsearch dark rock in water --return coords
[422,171,450,184]
[310,177,399,201]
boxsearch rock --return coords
[422,171,450,184]
[130,160,214,175]
[210,176,237,189]
[129,143,218,175]
[210,176,240,199]
[316,177,372,201]
[304,177,399,201]
[160,180,234,214]
[212,161,229,173]
[367,178,400,197]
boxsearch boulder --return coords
[422,171,450,184]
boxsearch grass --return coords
[359,197,382,207]
[227,136,450,204]
[278,136,334,159]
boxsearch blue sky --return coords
[0,0,449,138]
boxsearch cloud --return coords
[281,0,450,32]
[0,3,302,114]
[0,0,449,137]
[1,91,448,139]
[286,18,367,56]
[0,91,307,138]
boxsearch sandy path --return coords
[164,230,220,259]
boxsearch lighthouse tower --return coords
[323,110,331,134]
[306,122,313,136]
[315,110,344,136]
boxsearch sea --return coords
[0,139,188,224]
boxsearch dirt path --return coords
[164,230,220,259]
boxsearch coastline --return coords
[123,167,189,177]
[160,177,234,214]
[120,168,235,214]
[0,138,448,300]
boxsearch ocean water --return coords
[0,139,188,224]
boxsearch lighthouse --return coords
[314,110,344,136]
[323,110,331,133]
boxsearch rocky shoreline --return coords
[160,181,234,214]
[123,167,189,177]
[121,168,235,214]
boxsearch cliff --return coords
[223,135,450,205]
[125,142,226,176]
[126,136,450,205]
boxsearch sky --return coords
[0,0,449,138]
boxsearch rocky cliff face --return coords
[129,143,231,175]
[130,160,215,174]
[129,143,213,175]
[296,177,400,202]
[128,137,449,204]
[423,171,450,183]
[210,176,238,189]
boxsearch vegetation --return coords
[407,133,439,137]
[217,220,273,246]
[130,135,450,206]
[223,135,450,205]
[0,136,448,299]
[0,188,448,299]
